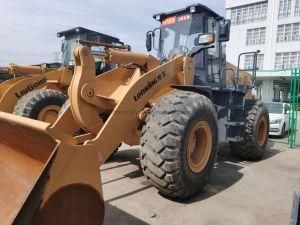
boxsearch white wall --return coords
[226,0,300,102]
[226,0,300,70]
[226,0,263,9]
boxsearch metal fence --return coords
[288,69,300,147]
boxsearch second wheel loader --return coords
[0,4,269,225]
[0,64,72,123]
[0,39,128,124]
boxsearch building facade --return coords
[226,0,300,102]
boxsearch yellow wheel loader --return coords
[0,63,72,123]
[0,4,269,225]
[0,41,129,124]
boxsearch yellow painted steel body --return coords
[0,46,191,225]
[0,67,72,113]
[0,46,254,225]
[7,63,43,75]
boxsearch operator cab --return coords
[146,5,262,143]
[146,4,230,87]
[57,27,126,75]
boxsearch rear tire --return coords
[13,89,66,123]
[230,100,269,160]
[140,91,218,199]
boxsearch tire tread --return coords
[140,91,218,198]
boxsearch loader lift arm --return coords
[0,46,193,225]
[62,46,188,161]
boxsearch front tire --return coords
[140,91,218,199]
[13,89,66,123]
[230,100,269,160]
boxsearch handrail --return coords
[77,39,131,51]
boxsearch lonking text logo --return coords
[134,71,167,102]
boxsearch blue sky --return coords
[0,0,225,65]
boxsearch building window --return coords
[230,1,268,26]
[295,0,300,16]
[275,52,300,69]
[277,23,300,42]
[278,0,292,18]
[244,54,264,70]
[246,27,266,45]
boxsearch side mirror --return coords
[218,19,231,42]
[146,32,152,52]
[196,33,215,46]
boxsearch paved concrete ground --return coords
[269,135,289,144]
[102,143,300,225]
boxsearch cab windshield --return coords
[158,14,204,60]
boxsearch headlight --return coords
[270,119,282,124]
[190,6,196,13]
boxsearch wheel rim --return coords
[187,121,212,173]
[37,105,61,123]
[257,116,268,146]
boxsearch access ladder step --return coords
[225,121,245,126]
[227,137,243,142]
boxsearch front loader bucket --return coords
[0,113,56,225]
[0,112,104,225]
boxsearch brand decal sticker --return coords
[15,77,47,98]
[134,71,167,102]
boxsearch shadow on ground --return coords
[104,203,150,225]
[104,143,280,204]
[105,147,143,179]
[218,142,283,163]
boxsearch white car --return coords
[265,102,289,137]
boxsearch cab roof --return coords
[57,26,120,43]
[153,4,221,22]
